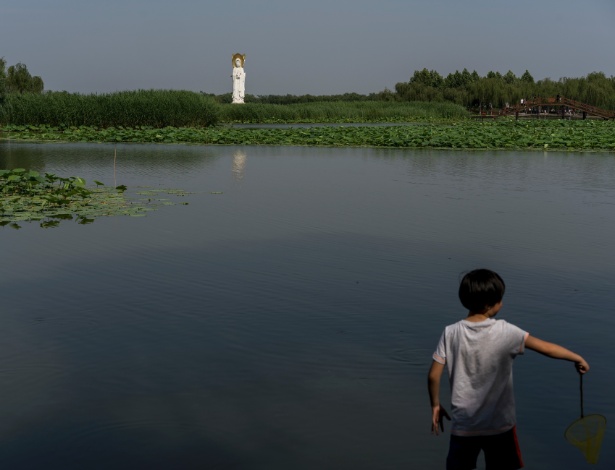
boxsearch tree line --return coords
[391,68,615,110]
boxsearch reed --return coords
[219,101,469,123]
[0,92,467,128]
[0,90,220,128]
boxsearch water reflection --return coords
[0,142,223,182]
[232,149,247,180]
[0,140,48,173]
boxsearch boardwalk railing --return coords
[505,97,615,119]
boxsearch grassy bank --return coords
[2,120,614,151]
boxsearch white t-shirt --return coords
[433,318,529,436]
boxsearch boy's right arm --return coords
[428,360,450,435]
[525,335,590,374]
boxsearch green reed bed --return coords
[0,94,464,128]
[3,119,614,150]
[219,101,469,123]
[0,90,220,128]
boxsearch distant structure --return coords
[231,53,246,104]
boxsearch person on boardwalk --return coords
[427,269,589,470]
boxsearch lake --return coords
[1,141,614,469]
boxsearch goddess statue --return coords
[231,53,246,104]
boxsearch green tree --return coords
[30,76,44,94]
[503,70,517,84]
[520,70,534,84]
[535,77,560,99]
[6,62,44,94]
[444,71,463,88]
[486,71,502,80]
[393,67,615,109]
[409,68,444,88]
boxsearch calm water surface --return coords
[1,142,614,469]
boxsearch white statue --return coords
[231,53,246,104]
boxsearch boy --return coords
[428,269,589,470]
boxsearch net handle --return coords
[580,374,584,419]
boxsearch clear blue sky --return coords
[2,0,614,95]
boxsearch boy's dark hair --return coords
[458,269,506,313]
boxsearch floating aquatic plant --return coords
[0,168,190,229]
[2,119,614,150]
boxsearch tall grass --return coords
[0,92,468,128]
[0,90,220,128]
[219,101,469,123]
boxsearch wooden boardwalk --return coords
[473,97,615,120]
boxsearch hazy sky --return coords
[2,0,615,96]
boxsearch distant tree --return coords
[372,88,396,101]
[460,69,471,83]
[389,67,615,109]
[394,81,412,98]
[587,71,607,83]
[503,70,517,84]
[409,68,444,88]
[6,62,44,94]
[30,76,44,94]
[7,63,31,93]
[444,69,477,89]
[520,70,534,84]
[444,71,463,88]
[535,77,560,98]
[560,77,579,100]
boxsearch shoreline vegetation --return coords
[0,89,613,151]
[2,119,614,152]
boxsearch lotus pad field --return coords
[1,119,614,151]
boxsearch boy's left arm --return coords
[525,335,590,374]
[428,360,450,435]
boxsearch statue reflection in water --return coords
[232,149,247,180]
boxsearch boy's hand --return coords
[431,405,451,436]
[575,358,590,375]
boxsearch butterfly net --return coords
[565,414,607,464]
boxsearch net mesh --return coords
[565,414,607,464]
